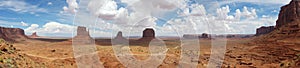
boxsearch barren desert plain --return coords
[1,0,300,68]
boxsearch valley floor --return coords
[9,38,300,68]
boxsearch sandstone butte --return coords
[72,26,94,44]
[29,32,39,38]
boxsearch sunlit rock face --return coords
[256,0,300,41]
[0,26,28,42]
[276,0,300,28]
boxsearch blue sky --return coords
[0,0,291,37]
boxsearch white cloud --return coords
[231,0,290,5]
[161,4,273,35]
[21,21,28,26]
[25,22,75,36]
[88,0,119,20]
[0,0,47,13]
[47,2,53,5]
[64,0,280,37]
[64,0,78,13]
[25,24,39,32]
[24,21,113,37]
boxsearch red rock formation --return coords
[72,26,93,44]
[139,28,155,41]
[29,32,39,38]
[256,0,300,41]
[114,31,126,40]
[0,26,28,41]
[255,26,275,36]
[201,33,209,38]
[112,31,128,44]
[142,28,155,38]
[276,0,300,28]
[183,33,210,39]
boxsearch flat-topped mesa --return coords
[255,26,275,36]
[76,26,90,37]
[73,26,93,44]
[183,33,210,39]
[0,26,28,42]
[276,0,300,28]
[142,28,155,38]
[139,28,156,41]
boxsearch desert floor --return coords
[11,38,300,68]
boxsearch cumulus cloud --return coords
[86,0,185,24]
[66,0,278,37]
[25,22,75,36]
[25,24,39,32]
[88,0,116,19]
[64,0,78,13]
[47,2,53,5]
[160,4,271,35]
[20,21,28,26]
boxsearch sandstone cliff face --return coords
[274,0,300,38]
[256,0,300,42]
[276,0,300,28]
[0,26,28,41]
[255,26,275,36]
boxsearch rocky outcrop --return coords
[138,28,155,41]
[255,26,275,36]
[183,33,210,39]
[72,26,93,44]
[256,0,300,41]
[112,31,128,44]
[142,28,155,38]
[114,31,126,40]
[29,32,39,38]
[276,0,300,28]
[183,34,200,39]
[0,26,28,41]
[201,33,209,38]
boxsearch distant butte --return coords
[29,32,39,38]
[138,28,156,42]
[72,26,94,44]
[114,31,126,40]
[255,26,275,36]
[112,31,128,44]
